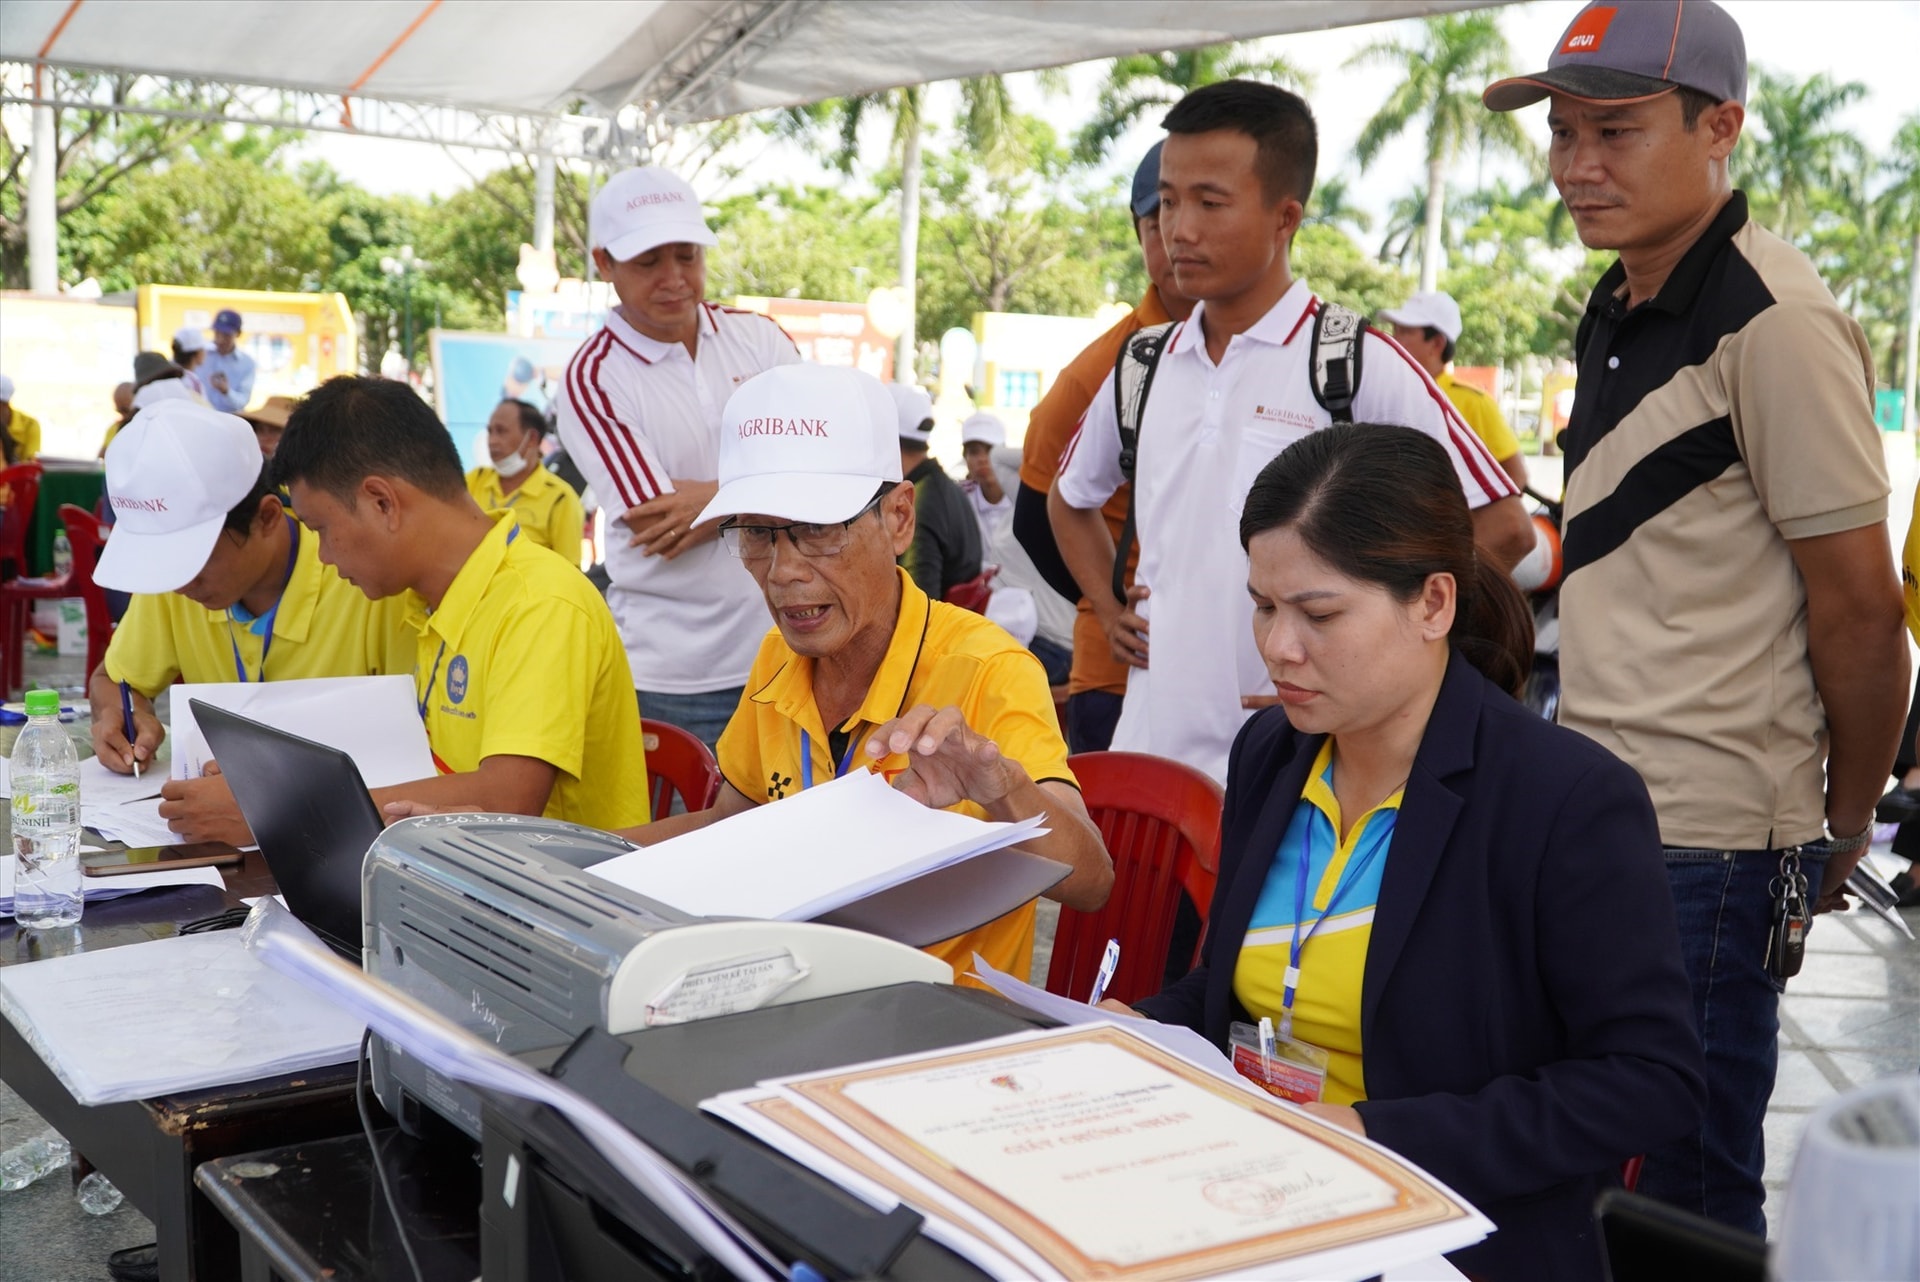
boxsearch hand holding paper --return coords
[865,704,1023,811]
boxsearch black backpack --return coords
[1107,301,1364,603]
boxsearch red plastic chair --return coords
[0,461,45,580]
[1045,751,1224,1006]
[641,718,721,817]
[0,504,114,696]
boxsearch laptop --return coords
[189,699,386,961]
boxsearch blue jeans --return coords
[1637,843,1827,1238]
[1064,689,1124,755]
[636,686,743,754]
[1029,636,1073,687]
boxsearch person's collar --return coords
[1590,190,1749,319]
[751,567,932,739]
[606,304,711,363]
[420,511,519,648]
[905,455,940,482]
[1168,278,1314,357]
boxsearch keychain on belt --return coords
[1766,848,1810,981]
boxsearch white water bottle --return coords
[11,688,82,929]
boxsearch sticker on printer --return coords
[645,949,811,1026]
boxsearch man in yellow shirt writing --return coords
[270,376,648,833]
[628,363,1113,982]
[465,399,585,561]
[1381,291,1530,492]
[90,400,414,783]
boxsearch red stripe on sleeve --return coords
[586,338,664,499]
[564,333,649,509]
[1370,326,1516,500]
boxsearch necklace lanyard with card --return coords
[1232,802,1390,1104]
[226,516,300,683]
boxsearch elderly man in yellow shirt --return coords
[1380,291,1529,492]
[89,400,415,785]
[268,375,648,834]
[465,399,585,561]
[627,363,1113,983]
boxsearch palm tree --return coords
[1739,68,1869,243]
[1880,114,1920,430]
[1348,12,1535,292]
[781,76,1027,382]
[1075,43,1311,162]
[1305,173,1373,237]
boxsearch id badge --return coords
[1229,1020,1330,1104]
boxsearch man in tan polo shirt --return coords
[1486,0,1906,1236]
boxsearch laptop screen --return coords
[189,699,386,959]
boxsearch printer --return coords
[363,813,953,1138]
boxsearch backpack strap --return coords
[1308,301,1365,425]
[1109,321,1174,605]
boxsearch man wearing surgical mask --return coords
[465,398,586,564]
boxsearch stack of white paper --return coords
[0,853,226,919]
[587,771,1047,921]
[168,675,435,787]
[0,926,364,1104]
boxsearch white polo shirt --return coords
[555,302,800,693]
[1055,280,1516,782]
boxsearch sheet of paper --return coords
[0,925,365,1103]
[967,953,1246,1089]
[760,1025,1490,1280]
[588,770,1046,921]
[239,899,781,1281]
[78,755,164,808]
[81,797,187,848]
[167,675,433,787]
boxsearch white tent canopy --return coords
[3,0,1497,129]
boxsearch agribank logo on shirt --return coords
[1252,403,1319,431]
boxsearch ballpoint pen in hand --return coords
[119,679,141,780]
[1087,937,1121,1006]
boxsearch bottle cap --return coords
[23,689,60,717]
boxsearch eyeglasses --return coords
[718,493,887,562]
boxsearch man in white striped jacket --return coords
[555,166,800,747]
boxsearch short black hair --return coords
[899,435,930,455]
[221,461,277,538]
[498,398,548,438]
[274,376,466,503]
[1162,79,1318,207]
[1422,325,1458,364]
[1675,86,1719,130]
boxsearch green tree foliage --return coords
[706,185,897,301]
[1348,13,1534,291]
[1075,43,1311,161]
[1293,223,1412,320]
[1740,68,1869,242]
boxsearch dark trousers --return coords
[1064,690,1123,755]
[1895,675,1920,861]
[1638,844,1828,1237]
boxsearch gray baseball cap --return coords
[1130,141,1164,220]
[1484,0,1746,113]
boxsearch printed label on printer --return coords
[645,949,811,1026]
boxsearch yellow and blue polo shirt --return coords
[1233,740,1401,1106]
[412,512,649,832]
[716,567,1076,984]
[1438,370,1521,463]
[103,517,414,696]
[464,463,585,562]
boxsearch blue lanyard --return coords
[798,728,860,791]
[1281,803,1390,1026]
[416,525,516,720]
[226,516,299,683]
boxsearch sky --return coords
[293,0,1920,256]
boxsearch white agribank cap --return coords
[590,166,718,263]
[96,400,264,593]
[699,365,904,526]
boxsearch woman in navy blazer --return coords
[1130,426,1704,1282]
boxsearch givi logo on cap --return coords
[1560,6,1618,54]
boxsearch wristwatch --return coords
[1825,824,1874,855]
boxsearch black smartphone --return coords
[80,842,245,877]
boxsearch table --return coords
[197,1131,480,1282]
[0,849,363,1282]
[28,464,107,575]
